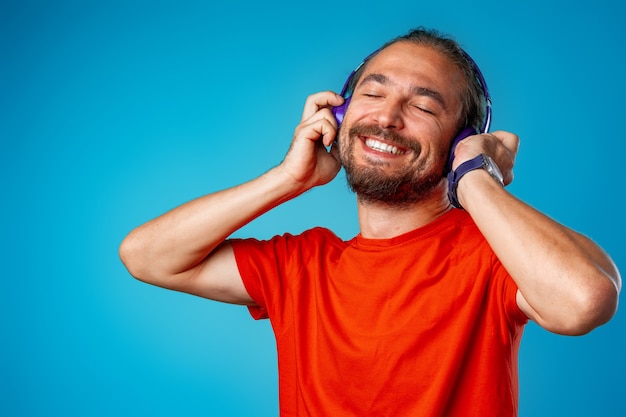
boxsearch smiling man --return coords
[339,42,465,208]
[119,28,621,416]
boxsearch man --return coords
[119,28,621,416]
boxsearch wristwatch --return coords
[447,154,504,209]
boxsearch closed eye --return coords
[412,104,435,115]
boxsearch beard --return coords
[338,123,446,207]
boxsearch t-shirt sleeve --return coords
[492,257,529,328]
[230,228,335,321]
[230,237,275,320]
[230,232,307,320]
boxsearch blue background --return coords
[2,0,624,415]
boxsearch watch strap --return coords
[447,154,488,209]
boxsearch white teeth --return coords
[365,138,405,155]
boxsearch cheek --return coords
[426,143,453,177]
[336,125,354,162]
[403,120,445,153]
[337,122,350,148]
[342,99,375,125]
[408,126,452,172]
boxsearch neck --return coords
[356,183,452,239]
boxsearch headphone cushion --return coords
[446,126,477,173]
[332,96,351,126]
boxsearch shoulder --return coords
[437,210,501,265]
[429,209,486,246]
[231,227,346,254]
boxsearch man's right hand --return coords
[278,91,345,193]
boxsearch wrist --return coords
[447,154,504,209]
[268,165,314,200]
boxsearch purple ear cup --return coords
[445,126,477,173]
[332,96,351,126]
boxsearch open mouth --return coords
[364,138,408,155]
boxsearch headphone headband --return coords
[460,50,492,134]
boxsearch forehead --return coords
[359,41,466,98]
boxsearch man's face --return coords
[337,41,465,206]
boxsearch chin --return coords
[345,165,445,207]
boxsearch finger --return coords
[491,130,520,162]
[301,91,345,121]
[449,134,488,168]
[328,141,341,162]
[294,107,340,151]
[294,117,338,146]
[302,106,336,125]
[488,131,519,186]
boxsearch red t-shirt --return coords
[232,209,528,417]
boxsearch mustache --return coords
[347,124,421,154]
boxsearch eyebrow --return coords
[358,73,448,110]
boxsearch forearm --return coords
[119,91,342,291]
[458,170,621,334]
[119,165,305,287]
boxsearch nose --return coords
[373,98,404,130]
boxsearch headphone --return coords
[331,46,492,174]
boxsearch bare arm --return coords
[453,131,621,335]
[119,92,345,303]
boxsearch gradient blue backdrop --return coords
[2,0,624,415]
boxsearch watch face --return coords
[484,155,504,185]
